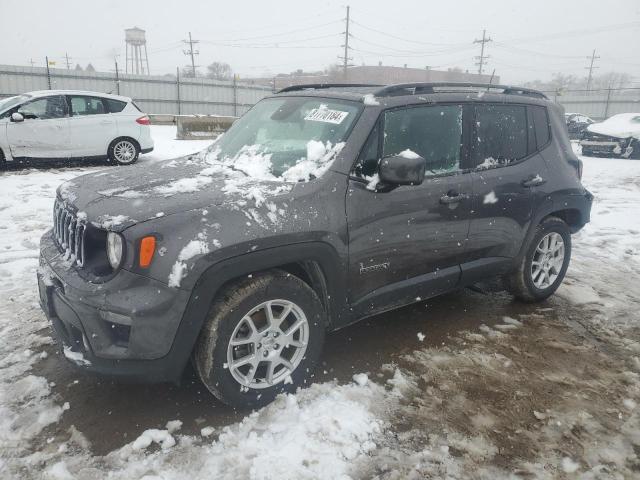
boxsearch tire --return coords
[0,149,5,170]
[194,270,326,408]
[108,138,139,165]
[506,216,572,303]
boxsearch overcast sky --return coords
[1,0,639,84]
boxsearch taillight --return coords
[139,236,156,268]
[136,115,150,125]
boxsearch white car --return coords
[0,90,154,166]
[580,113,640,159]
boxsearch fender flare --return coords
[514,192,592,265]
[163,241,349,378]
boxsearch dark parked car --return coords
[580,113,640,159]
[564,112,594,140]
[38,82,592,408]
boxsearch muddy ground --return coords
[31,284,640,478]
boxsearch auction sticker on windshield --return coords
[304,108,349,124]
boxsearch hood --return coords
[587,113,640,139]
[57,154,294,232]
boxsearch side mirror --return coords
[379,153,426,186]
[10,112,24,123]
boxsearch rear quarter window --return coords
[105,99,127,113]
[531,105,551,149]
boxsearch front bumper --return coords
[38,230,192,382]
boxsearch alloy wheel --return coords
[113,141,136,164]
[531,232,565,289]
[226,299,309,389]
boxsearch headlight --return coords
[106,232,124,269]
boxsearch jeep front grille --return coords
[53,199,86,267]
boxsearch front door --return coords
[346,104,472,317]
[6,95,70,158]
[67,95,117,157]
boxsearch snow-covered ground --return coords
[1,132,640,479]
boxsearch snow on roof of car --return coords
[588,112,640,139]
[25,90,132,102]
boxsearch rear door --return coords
[463,103,549,281]
[6,95,70,158]
[346,103,473,316]
[67,95,117,157]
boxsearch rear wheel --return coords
[194,270,326,408]
[0,149,5,169]
[506,216,571,302]
[108,138,139,165]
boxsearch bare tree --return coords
[550,72,577,92]
[207,62,233,81]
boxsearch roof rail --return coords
[276,83,382,93]
[373,82,548,99]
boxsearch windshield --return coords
[203,96,361,181]
[0,94,30,113]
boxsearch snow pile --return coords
[398,148,421,159]
[362,93,380,106]
[92,214,131,229]
[55,380,388,479]
[168,235,211,288]
[483,191,498,204]
[281,140,345,183]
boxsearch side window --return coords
[383,105,463,176]
[473,104,527,168]
[70,96,107,116]
[105,98,127,113]
[531,105,551,149]
[17,96,67,120]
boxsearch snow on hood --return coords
[57,139,344,231]
[587,113,640,139]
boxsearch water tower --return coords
[125,27,150,75]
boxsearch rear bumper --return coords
[141,147,154,154]
[38,230,192,383]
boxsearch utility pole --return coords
[585,49,600,91]
[338,6,353,80]
[45,56,52,89]
[473,29,492,75]
[182,32,200,78]
[64,52,72,70]
[29,58,36,67]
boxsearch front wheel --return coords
[194,270,326,408]
[108,138,139,165]
[506,216,572,302]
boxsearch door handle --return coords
[440,192,469,204]
[100,120,113,125]
[521,175,546,188]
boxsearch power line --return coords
[585,49,600,91]
[182,32,200,77]
[473,29,492,75]
[350,19,469,47]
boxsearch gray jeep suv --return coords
[38,83,592,408]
